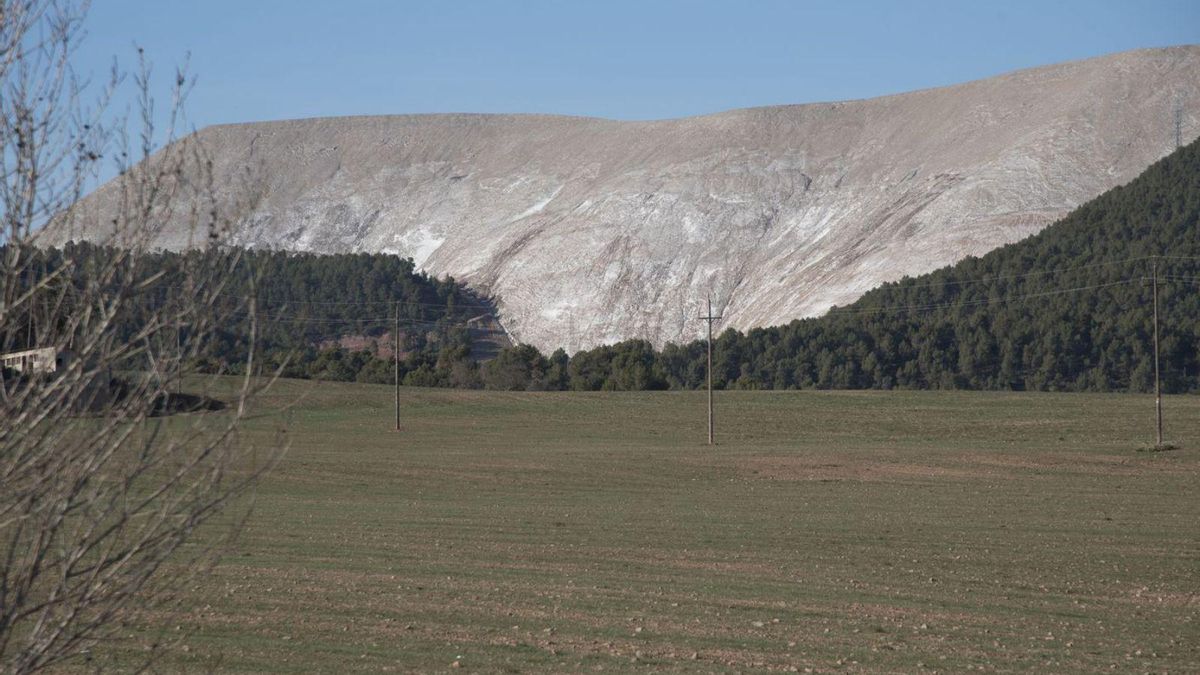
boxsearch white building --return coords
[1,347,69,374]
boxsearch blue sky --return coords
[76,0,1200,128]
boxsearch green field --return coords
[115,382,1199,672]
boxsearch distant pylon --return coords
[394,300,401,432]
[699,295,722,445]
[1175,94,1184,150]
[1152,259,1163,447]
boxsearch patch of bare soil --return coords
[729,448,1199,483]
[318,331,409,359]
[169,565,820,670]
[734,456,993,483]
[960,450,1198,476]
[1125,588,1200,608]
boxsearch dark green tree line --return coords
[15,139,1200,393]
[498,138,1200,393]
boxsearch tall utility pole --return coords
[1175,95,1184,150]
[1152,258,1163,447]
[699,296,722,445]
[394,300,401,432]
[176,324,182,395]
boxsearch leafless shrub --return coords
[0,1,279,671]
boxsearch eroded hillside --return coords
[51,47,1200,351]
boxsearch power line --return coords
[194,252,1199,325]
[1153,254,1200,262]
[1152,259,1164,447]
[400,299,405,429]
[1175,93,1184,150]
[40,253,1200,325]
[132,252,1200,308]
[204,275,1154,341]
[222,312,478,328]
[827,279,1139,317]
[865,254,1163,292]
[698,296,722,446]
[135,286,498,311]
[34,250,1200,353]
[248,297,498,310]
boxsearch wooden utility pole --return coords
[1152,259,1163,447]
[394,300,401,432]
[176,324,182,395]
[1175,95,1184,150]
[700,296,722,445]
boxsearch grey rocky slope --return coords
[53,47,1200,352]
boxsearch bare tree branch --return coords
[0,2,280,671]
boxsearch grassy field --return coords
[107,381,1199,672]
